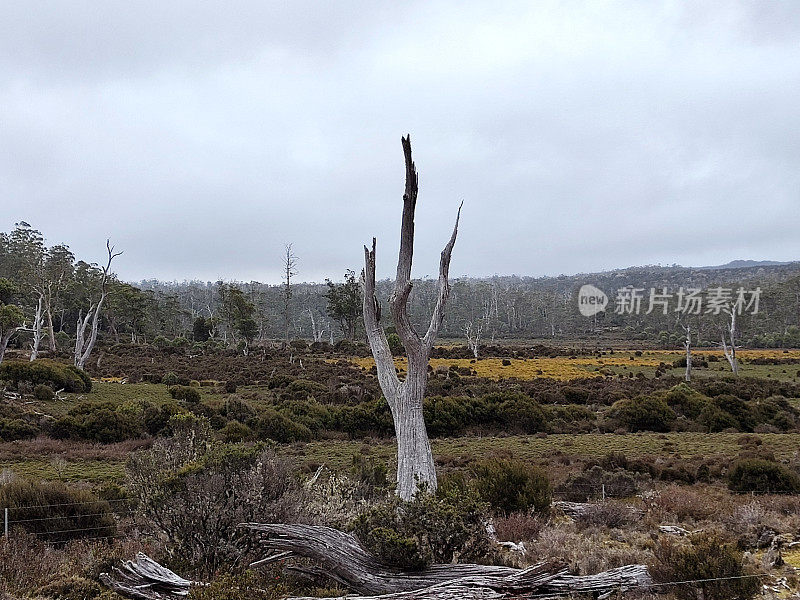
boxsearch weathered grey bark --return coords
[0,328,19,365]
[721,310,738,376]
[363,136,461,500]
[464,321,482,359]
[75,240,122,370]
[684,324,692,382]
[29,293,44,361]
[100,526,651,600]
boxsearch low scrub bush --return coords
[127,414,303,575]
[728,459,800,494]
[169,385,201,404]
[650,532,760,600]
[470,458,551,515]
[0,478,116,543]
[51,401,144,443]
[352,488,490,571]
[0,359,91,393]
[609,396,674,432]
[0,417,39,441]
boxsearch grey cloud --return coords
[2,1,799,283]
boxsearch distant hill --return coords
[696,259,794,270]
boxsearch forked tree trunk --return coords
[75,240,122,370]
[363,136,461,500]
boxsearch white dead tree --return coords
[308,308,326,343]
[29,292,45,361]
[683,324,692,382]
[74,240,122,370]
[464,320,482,359]
[363,135,462,500]
[721,309,738,376]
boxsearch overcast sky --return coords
[3,1,799,284]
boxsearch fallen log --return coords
[100,523,651,600]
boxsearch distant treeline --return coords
[2,222,800,352]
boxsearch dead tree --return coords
[308,308,325,343]
[283,244,298,346]
[684,324,692,382]
[74,240,122,370]
[363,136,461,500]
[464,320,482,359]
[721,309,738,376]
[101,527,651,600]
[29,292,44,361]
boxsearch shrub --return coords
[0,417,39,441]
[650,532,760,600]
[33,384,55,401]
[51,401,144,443]
[161,372,179,386]
[169,385,201,404]
[575,502,637,530]
[0,359,91,393]
[495,394,546,434]
[34,575,104,600]
[558,465,640,501]
[610,396,674,432]
[728,459,800,493]
[219,420,253,442]
[470,458,551,515]
[352,489,490,571]
[253,408,313,442]
[0,478,116,543]
[127,415,302,575]
[224,380,238,394]
[387,333,404,356]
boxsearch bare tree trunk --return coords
[363,136,461,500]
[684,324,692,382]
[46,303,56,351]
[30,293,44,361]
[0,329,19,365]
[465,321,482,359]
[721,310,738,376]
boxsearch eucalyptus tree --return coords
[74,241,122,370]
[362,136,462,500]
[325,269,362,340]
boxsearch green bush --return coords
[0,417,39,441]
[162,372,179,386]
[650,532,760,600]
[253,408,312,442]
[610,396,674,432]
[169,385,201,404]
[352,489,490,571]
[219,420,253,442]
[51,401,143,443]
[470,458,551,515]
[0,478,116,543]
[0,359,91,393]
[33,384,54,401]
[495,394,546,433]
[728,459,800,493]
[35,576,104,600]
